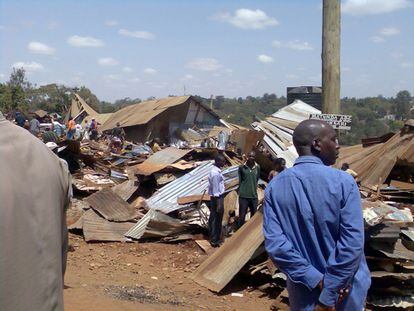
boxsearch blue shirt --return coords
[263,156,371,310]
[208,165,225,197]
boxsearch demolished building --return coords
[99,95,222,143]
[65,93,113,126]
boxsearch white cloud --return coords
[0,73,5,79]
[122,66,133,73]
[187,58,222,71]
[214,8,279,29]
[118,28,154,40]
[183,74,194,80]
[257,54,274,63]
[286,74,298,79]
[48,21,59,30]
[98,57,119,66]
[103,74,122,82]
[391,52,404,59]
[12,61,44,72]
[380,27,400,36]
[143,68,157,75]
[401,62,413,68]
[27,41,55,55]
[105,20,118,27]
[371,36,385,43]
[272,40,314,51]
[130,77,141,83]
[342,0,412,15]
[67,35,104,47]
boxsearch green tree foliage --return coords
[394,90,412,120]
[7,68,32,112]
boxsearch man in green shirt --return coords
[238,151,260,228]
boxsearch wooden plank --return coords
[177,194,211,205]
[195,239,214,253]
[390,180,414,191]
[85,188,139,222]
[192,210,264,292]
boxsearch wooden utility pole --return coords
[322,0,341,114]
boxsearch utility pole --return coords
[322,0,340,114]
[210,94,214,110]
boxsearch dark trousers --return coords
[238,197,258,228]
[208,195,224,244]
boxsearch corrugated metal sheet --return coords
[82,209,135,242]
[252,99,321,168]
[132,147,192,176]
[124,209,190,240]
[100,96,191,131]
[85,188,139,221]
[146,161,239,214]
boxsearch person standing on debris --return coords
[341,163,358,180]
[112,122,126,142]
[89,118,98,141]
[29,116,41,136]
[263,120,371,311]
[238,151,260,228]
[66,117,76,139]
[53,118,65,138]
[208,154,226,247]
[268,157,286,182]
[15,111,25,127]
[0,111,72,311]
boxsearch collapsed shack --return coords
[64,98,414,309]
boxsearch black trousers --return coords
[208,195,224,244]
[238,197,258,228]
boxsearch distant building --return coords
[287,86,322,110]
[99,95,222,142]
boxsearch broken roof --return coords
[100,95,219,131]
[68,93,113,126]
[252,99,321,167]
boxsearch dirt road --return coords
[64,234,277,310]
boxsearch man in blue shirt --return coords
[263,120,370,311]
[208,154,226,247]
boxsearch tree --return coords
[77,86,101,112]
[7,68,31,112]
[394,90,412,120]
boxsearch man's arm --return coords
[263,190,323,290]
[209,173,222,197]
[318,180,365,307]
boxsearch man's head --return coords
[214,153,226,168]
[292,119,339,166]
[341,163,349,171]
[246,151,256,166]
[274,157,286,172]
[154,137,160,144]
[116,122,120,127]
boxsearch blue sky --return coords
[0,0,413,102]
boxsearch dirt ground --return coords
[64,233,279,311]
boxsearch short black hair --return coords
[215,153,226,165]
[274,157,286,165]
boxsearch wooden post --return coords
[322,0,341,114]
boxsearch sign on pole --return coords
[309,114,352,130]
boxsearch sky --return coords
[0,0,413,102]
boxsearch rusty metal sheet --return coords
[192,210,264,292]
[132,147,193,176]
[177,194,211,205]
[85,188,139,222]
[112,180,138,201]
[124,209,191,240]
[82,209,135,242]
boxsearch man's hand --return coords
[338,286,351,304]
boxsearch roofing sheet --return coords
[99,95,191,131]
[124,209,190,240]
[146,161,239,214]
[252,99,320,168]
[82,209,135,242]
[85,188,139,222]
[132,147,193,176]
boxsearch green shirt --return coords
[238,163,260,198]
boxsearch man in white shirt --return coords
[207,154,226,247]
